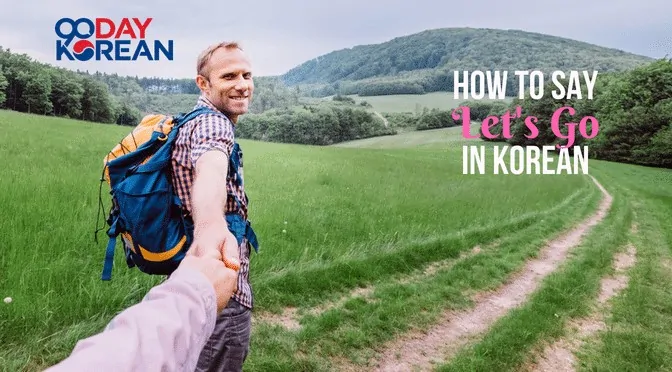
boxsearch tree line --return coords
[376,100,510,132]
[0,47,300,126]
[236,98,394,145]
[0,47,120,123]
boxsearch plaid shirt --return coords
[171,95,253,309]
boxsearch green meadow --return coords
[0,108,670,371]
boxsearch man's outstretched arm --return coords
[189,114,240,264]
[192,151,228,231]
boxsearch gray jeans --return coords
[195,299,252,372]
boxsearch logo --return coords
[55,18,173,61]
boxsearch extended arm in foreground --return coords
[45,255,237,372]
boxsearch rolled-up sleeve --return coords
[45,267,217,372]
[190,113,234,168]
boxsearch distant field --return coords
[349,92,513,113]
[1,108,670,372]
[300,91,513,113]
[333,122,481,149]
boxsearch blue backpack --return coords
[96,106,259,281]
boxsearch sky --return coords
[1,0,671,79]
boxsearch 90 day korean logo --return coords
[55,18,173,61]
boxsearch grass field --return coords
[0,108,670,371]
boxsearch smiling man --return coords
[171,41,258,372]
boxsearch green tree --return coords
[24,69,53,115]
[81,78,115,123]
[115,101,142,126]
[50,69,84,118]
[0,65,8,107]
[590,59,672,166]
[0,51,33,111]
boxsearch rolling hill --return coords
[281,27,654,97]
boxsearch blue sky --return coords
[1,0,670,79]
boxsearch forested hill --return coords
[281,28,654,97]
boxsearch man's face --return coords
[198,47,254,122]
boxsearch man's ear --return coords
[196,75,209,92]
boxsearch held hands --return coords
[180,255,237,312]
[185,216,241,312]
[191,216,241,267]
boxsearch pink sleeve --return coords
[45,266,217,372]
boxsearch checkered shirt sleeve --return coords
[189,113,235,168]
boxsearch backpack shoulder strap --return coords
[173,106,220,130]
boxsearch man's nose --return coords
[234,77,249,91]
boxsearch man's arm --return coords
[192,151,229,232]
[189,114,240,263]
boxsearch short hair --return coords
[197,41,243,78]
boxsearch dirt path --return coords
[254,245,489,331]
[370,175,613,372]
[528,241,637,372]
[374,111,389,128]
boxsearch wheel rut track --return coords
[369,175,613,372]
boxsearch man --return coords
[171,41,257,372]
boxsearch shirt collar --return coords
[196,95,219,111]
[194,95,236,126]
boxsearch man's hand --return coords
[190,217,240,269]
[180,255,238,312]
